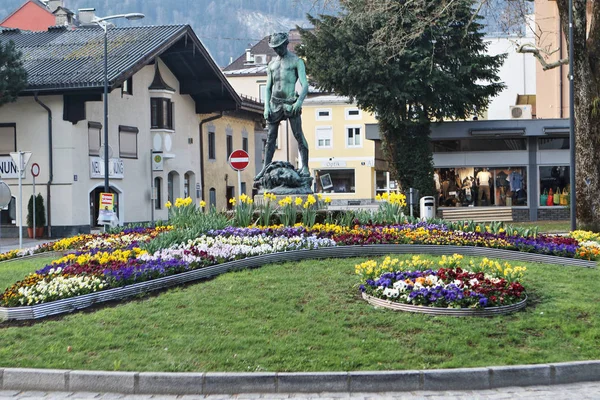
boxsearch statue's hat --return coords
[268,32,289,48]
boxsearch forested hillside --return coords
[1,0,530,67]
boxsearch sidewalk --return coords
[0,236,51,253]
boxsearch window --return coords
[346,126,362,147]
[87,122,101,156]
[119,126,138,158]
[261,138,267,164]
[122,77,133,96]
[209,188,216,209]
[345,107,361,120]
[154,177,162,209]
[226,134,233,157]
[0,123,16,155]
[184,173,190,198]
[241,182,247,195]
[150,98,173,129]
[259,84,267,103]
[316,108,332,121]
[208,131,216,160]
[242,137,248,152]
[539,166,570,206]
[316,126,333,148]
[434,166,527,207]
[539,137,569,150]
[431,138,527,152]
[315,169,355,193]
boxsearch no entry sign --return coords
[229,149,249,171]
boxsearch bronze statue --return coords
[255,32,310,182]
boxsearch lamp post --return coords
[92,13,145,196]
[568,0,576,231]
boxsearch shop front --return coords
[365,118,572,222]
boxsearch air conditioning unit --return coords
[510,105,532,119]
[253,54,267,65]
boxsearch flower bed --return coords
[1,222,597,309]
[357,254,527,312]
[0,232,335,306]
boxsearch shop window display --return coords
[315,169,356,193]
[539,166,570,206]
[435,167,527,207]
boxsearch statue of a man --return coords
[255,32,310,181]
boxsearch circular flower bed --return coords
[357,255,527,315]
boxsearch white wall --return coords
[484,36,537,120]
[0,58,203,230]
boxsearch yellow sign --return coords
[100,192,114,211]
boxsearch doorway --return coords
[89,186,119,227]
[226,186,235,210]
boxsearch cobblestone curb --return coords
[2,361,600,394]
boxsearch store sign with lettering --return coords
[0,156,25,179]
[89,157,124,179]
[321,160,347,168]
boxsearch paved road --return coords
[2,381,600,399]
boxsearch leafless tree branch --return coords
[516,43,569,70]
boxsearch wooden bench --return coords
[441,207,513,222]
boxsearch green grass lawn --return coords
[0,255,57,292]
[510,220,570,233]
[1,253,599,372]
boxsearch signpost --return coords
[9,151,32,249]
[31,163,40,239]
[0,180,12,253]
[228,149,249,199]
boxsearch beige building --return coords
[534,0,571,119]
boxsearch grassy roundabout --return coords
[1,253,600,372]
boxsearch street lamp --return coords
[92,13,145,195]
[568,0,576,231]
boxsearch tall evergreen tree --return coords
[0,40,27,107]
[298,0,505,199]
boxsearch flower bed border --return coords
[361,292,528,317]
[0,251,66,264]
[0,244,595,321]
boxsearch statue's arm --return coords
[293,58,308,114]
[264,65,273,119]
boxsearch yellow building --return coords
[199,98,263,211]
[303,94,396,204]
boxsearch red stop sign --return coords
[229,149,250,171]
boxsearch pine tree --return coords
[0,40,27,107]
[298,0,505,199]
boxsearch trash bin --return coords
[419,196,436,220]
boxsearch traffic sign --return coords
[31,163,40,177]
[228,149,249,171]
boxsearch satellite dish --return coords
[98,145,114,160]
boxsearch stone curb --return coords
[2,361,600,394]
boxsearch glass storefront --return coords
[435,166,527,207]
[315,169,355,193]
[539,165,570,206]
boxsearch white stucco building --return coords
[0,24,262,237]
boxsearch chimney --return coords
[47,0,63,13]
[78,8,96,25]
[245,49,254,63]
